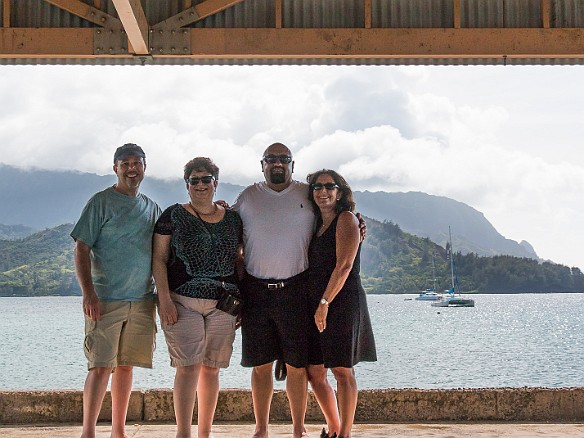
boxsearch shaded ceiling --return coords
[1,0,584,65]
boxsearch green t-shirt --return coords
[71,186,161,301]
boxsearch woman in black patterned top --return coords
[152,157,243,438]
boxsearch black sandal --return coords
[321,427,339,438]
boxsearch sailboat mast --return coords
[449,226,455,290]
[431,252,437,291]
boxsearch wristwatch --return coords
[320,298,330,306]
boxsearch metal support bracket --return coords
[94,20,128,55]
[150,7,199,55]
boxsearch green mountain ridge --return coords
[1,220,582,297]
[0,164,539,261]
[0,224,78,296]
[360,219,584,294]
[0,224,37,240]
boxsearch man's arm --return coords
[356,212,367,242]
[74,240,101,321]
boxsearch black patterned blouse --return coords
[154,204,243,299]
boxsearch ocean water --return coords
[1,294,583,390]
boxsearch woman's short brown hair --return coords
[183,157,219,182]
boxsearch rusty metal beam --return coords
[184,28,584,59]
[42,0,116,27]
[2,28,584,60]
[152,0,244,31]
[453,0,461,29]
[3,0,11,28]
[111,0,149,54]
[364,0,371,29]
[541,0,551,29]
[275,0,282,29]
[0,28,93,56]
[194,0,245,20]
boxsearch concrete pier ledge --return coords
[2,388,584,425]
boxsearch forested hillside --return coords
[1,220,583,296]
[360,219,584,294]
[0,224,78,295]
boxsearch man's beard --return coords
[270,169,286,184]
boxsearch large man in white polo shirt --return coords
[233,142,315,438]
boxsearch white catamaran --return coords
[431,227,475,308]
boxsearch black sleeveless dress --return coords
[307,214,377,368]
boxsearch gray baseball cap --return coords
[113,143,146,163]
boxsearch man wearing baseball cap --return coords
[71,143,161,438]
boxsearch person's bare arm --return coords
[152,233,178,325]
[314,211,360,332]
[74,240,101,321]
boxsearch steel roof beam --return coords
[194,0,245,21]
[43,0,116,27]
[111,0,148,54]
[186,28,584,60]
[1,28,583,61]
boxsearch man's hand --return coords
[215,200,231,209]
[83,291,101,321]
[356,212,367,242]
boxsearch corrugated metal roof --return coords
[5,0,583,28]
[1,0,584,65]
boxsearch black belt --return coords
[246,271,307,290]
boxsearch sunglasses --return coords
[311,183,339,191]
[186,175,215,185]
[263,155,293,164]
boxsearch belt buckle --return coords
[267,281,284,290]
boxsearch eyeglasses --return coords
[186,175,215,185]
[311,183,339,191]
[263,155,292,164]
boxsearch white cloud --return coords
[1,64,583,270]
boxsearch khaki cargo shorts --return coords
[84,299,156,369]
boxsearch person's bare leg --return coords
[307,364,340,436]
[110,365,133,438]
[286,364,308,438]
[251,362,274,438]
[174,364,201,438]
[196,365,220,438]
[331,367,358,438]
[80,367,112,438]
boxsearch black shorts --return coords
[240,273,310,369]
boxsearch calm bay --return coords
[1,294,582,390]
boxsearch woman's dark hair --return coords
[183,157,219,182]
[306,169,355,214]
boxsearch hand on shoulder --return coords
[215,200,231,209]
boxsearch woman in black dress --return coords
[306,169,376,438]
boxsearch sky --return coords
[1,64,583,269]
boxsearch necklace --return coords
[189,202,217,216]
[319,215,335,234]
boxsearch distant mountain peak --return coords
[0,164,539,261]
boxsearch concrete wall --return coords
[2,388,584,424]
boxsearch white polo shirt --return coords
[233,180,316,280]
